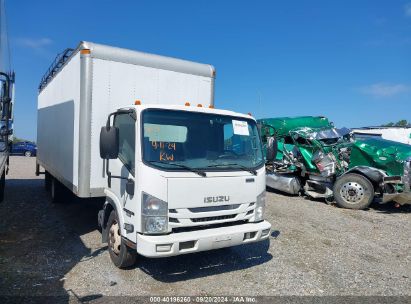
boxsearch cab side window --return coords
[114,113,136,176]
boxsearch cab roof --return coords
[258,116,333,136]
[122,104,256,121]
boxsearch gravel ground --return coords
[0,157,410,299]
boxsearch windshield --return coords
[291,127,352,146]
[142,109,264,172]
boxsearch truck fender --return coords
[344,166,387,186]
[99,189,125,243]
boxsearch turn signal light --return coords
[135,100,141,105]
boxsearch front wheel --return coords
[334,173,374,210]
[107,210,137,268]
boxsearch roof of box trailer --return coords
[39,41,215,91]
[81,41,215,77]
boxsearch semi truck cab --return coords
[98,104,271,267]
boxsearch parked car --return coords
[258,116,411,210]
[11,141,37,157]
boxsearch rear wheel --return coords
[107,210,137,268]
[50,176,66,203]
[24,151,32,157]
[334,173,374,210]
[44,171,51,192]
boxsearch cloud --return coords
[405,3,411,17]
[14,37,53,50]
[360,83,410,98]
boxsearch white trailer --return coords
[352,127,411,145]
[37,42,271,268]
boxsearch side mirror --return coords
[100,126,119,159]
[1,97,11,120]
[0,126,12,136]
[126,179,135,196]
[266,136,278,162]
[8,101,12,119]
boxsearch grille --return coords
[191,214,236,223]
[188,204,240,213]
[172,220,248,233]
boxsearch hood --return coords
[353,138,411,160]
[349,137,411,176]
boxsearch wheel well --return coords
[103,201,115,229]
[344,167,384,190]
[100,200,116,243]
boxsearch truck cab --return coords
[36,41,271,268]
[258,116,411,210]
[98,104,271,267]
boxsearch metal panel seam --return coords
[78,52,93,196]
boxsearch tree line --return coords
[381,120,409,127]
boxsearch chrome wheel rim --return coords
[109,220,121,255]
[340,182,366,204]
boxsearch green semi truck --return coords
[258,116,411,210]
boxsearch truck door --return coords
[110,112,136,208]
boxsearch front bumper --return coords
[136,220,271,257]
[382,171,411,205]
[383,192,411,205]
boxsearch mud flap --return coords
[98,209,108,243]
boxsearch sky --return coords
[3,0,411,141]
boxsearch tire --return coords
[334,173,374,210]
[45,171,51,192]
[50,176,66,203]
[0,170,5,203]
[24,151,32,157]
[107,210,137,268]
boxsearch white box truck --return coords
[36,41,271,268]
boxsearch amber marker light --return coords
[134,100,141,105]
[185,102,191,106]
[80,49,91,55]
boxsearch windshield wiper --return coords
[148,161,206,177]
[207,163,257,175]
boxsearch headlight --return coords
[254,191,266,221]
[143,217,168,234]
[312,150,336,177]
[142,193,168,234]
